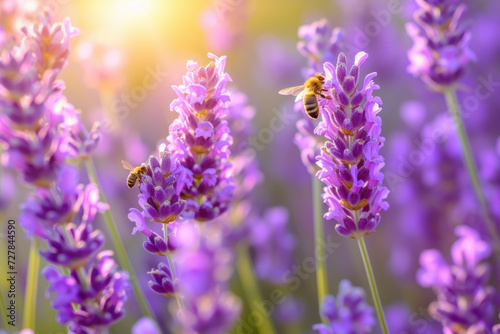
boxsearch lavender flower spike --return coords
[313,280,375,334]
[312,51,389,332]
[417,225,495,332]
[168,53,234,222]
[315,52,389,238]
[21,9,80,76]
[407,0,500,251]
[148,262,176,297]
[43,250,129,331]
[406,0,475,91]
[297,18,343,78]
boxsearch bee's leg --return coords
[319,93,331,99]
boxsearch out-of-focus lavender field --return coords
[1,0,500,333]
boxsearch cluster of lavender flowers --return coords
[315,52,389,238]
[168,53,234,221]
[281,19,390,332]
[418,226,497,332]
[406,0,475,91]
[4,0,500,332]
[0,10,78,186]
[128,54,242,333]
[313,280,374,334]
[128,54,236,244]
[129,51,298,333]
[0,9,128,332]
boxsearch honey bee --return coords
[121,160,148,188]
[279,74,330,119]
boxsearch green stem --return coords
[84,159,155,320]
[356,237,388,334]
[0,275,9,331]
[312,176,328,315]
[236,243,277,334]
[163,225,184,309]
[23,238,40,330]
[444,89,500,246]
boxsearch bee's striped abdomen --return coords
[303,93,319,119]
[127,172,138,188]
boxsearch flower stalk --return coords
[23,237,40,330]
[162,225,184,310]
[0,282,8,331]
[236,243,277,334]
[356,236,388,334]
[443,89,500,247]
[313,176,328,315]
[306,51,390,332]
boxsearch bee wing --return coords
[279,85,305,97]
[295,89,307,102]
[121,160,134,171]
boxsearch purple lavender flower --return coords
[0,10,78,187]
[21,9,80,76]
[417,225,495,331]
[21,178,108,270]
[176,222,241,333]
[406,0,475,91]
[313,280,375,334]
[315,52,389,238]
[128,208,178,256]
[148,262,176,297]
[136,146,187,224]
[19,166,83,238]
[43,250,129,331]
[40,222,105,269]
[249,207,295,284]
[2,8,130,333]
[168,53,234,222]
[19,168,108,235]
[0,50,45,130]
[0,121,67,187]
[297,18,343,78]
[62,109,102,161]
